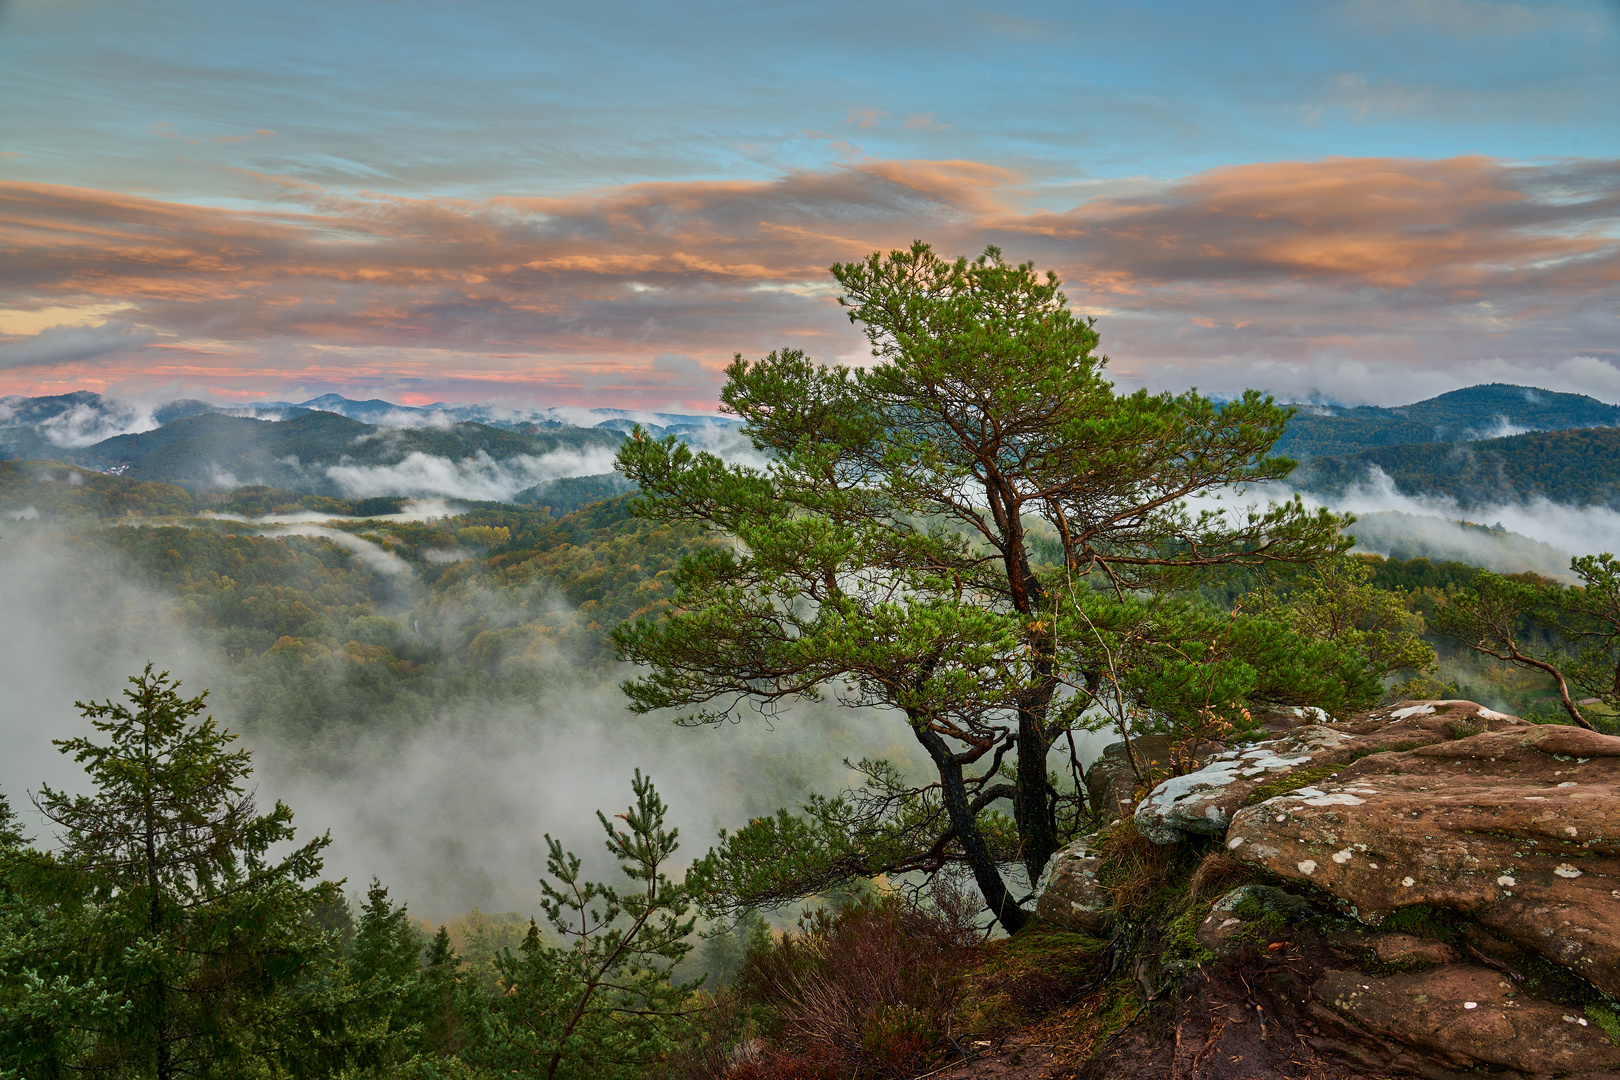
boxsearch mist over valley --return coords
[4,375,1620,1075]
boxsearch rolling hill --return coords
[1291,426,1620,509]
[1272,383,1620,458]
[63,410,624,496]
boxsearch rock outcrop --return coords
[1085,736,1173,821]
[1054,701,1620,1079]
[1032,834,1111,935]
[1132,700,1526,845]
[1316,966,1620,1074]
[1226,720,1620,994]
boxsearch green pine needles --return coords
[6,665,346,1079]
[614,242,1378,931]
[0,668,705,1079]
[466,770,699,1080]
[1433,553,1620,731]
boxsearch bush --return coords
[674,892,978,1080]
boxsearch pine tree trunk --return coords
[912,721,1028,933]
[1015,703,1060,887]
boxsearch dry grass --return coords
[1187,851,1248,902]
[1092,819,1179,916]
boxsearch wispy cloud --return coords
[1,155,1616,405]
[0,320,155,369]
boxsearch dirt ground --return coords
[935,927,1498,1080]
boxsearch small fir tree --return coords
[25,665,346,1079]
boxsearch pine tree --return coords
[345,879,427,1068]
[464,771,697,1080]
[415,924,467,1056]
[616,243,1370,929]
[26,665,343,1078]
[0,791,127,1079]
[1433,554,1620,729]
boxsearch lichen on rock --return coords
[1044,700,1620,1078]
[1033,833,1112,936]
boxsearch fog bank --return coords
[0,536,925,919]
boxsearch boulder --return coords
[1315,965,1620,1074]
[1086,736,1175,822]
[1033,834,1111,935]
[1193,883,1317,955]
[1252,704,1334,736]
[1226,722,1620,995]
[1133,701,1527,845]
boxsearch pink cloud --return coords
[0,155,1615,406]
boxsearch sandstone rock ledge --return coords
[1133,699,1528,845]
[1316,966,1620,1075]
[1227,720,1620,994]
[1062,701,1620,1080]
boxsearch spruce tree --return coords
[27,665,342,1078]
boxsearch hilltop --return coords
[0,391,745,501]
[1274,382,1620,458]
[1294,425,1620,509]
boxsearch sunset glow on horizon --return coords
[3,0,1617,411]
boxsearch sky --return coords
[1,0,1617,411]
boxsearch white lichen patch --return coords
[1498,875,1517,887]
[1402,877,1416,887]
[1555,864,1583,878]
[1391,704,1438,720]
[1298,860,1318,875]
[1227,836,1245,849]
[1333,849,1354,864]
[1295,792,1367,807]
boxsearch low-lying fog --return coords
[7,452,1618,921]
[0,538,926,919]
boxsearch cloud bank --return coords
[324,446,624,501]
[0,154,1615,406]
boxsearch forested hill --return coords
[1273,383,1620,458]
[63,411,623,495]
[1293,426,1620,509]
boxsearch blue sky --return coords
[1,0,1617,408]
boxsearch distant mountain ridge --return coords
[251,393,742,437]
[0,391,758,502]
[0,390,741,461]
[58,411,623,498]
[1273,383,1620,458]
[7,382,1611,462]
[6,383,1618,509]
[1293,426,1620,510]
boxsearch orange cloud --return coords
[1022,157,1617,292]
[0,155,1615,406]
